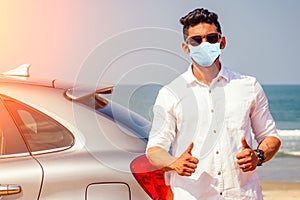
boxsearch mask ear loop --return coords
[182,41,190,55]
[220,36,226,50]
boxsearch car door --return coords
[0,96,43,200]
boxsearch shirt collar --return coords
[218,64,230,82]
[184,64,197,84]
[184,63,230,85]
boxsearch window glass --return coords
[3,97,74,154]
[0,99,29,156]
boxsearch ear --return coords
[220,36,226,50]
[182,42,189,54]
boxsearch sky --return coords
[0,0,299,85]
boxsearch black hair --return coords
[179,8,222,40]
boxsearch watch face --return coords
[258,149,266,160]
[255,149,266,166]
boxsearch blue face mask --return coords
[188,42,222,67]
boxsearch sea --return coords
[109,84,300,181]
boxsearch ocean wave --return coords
[278,151,300,158]
[284,151,300,156]
[275,130,300,157]
[277,129,300,137]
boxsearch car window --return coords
[2,96,74,154]
[95,84,162,142]
[0,99,29,157]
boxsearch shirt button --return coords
[211,109,214,113]
[218,171,221,175]
[213,130,217,133]
[216,151,219,154]
[209,89,212,93]
[220,192,223,195]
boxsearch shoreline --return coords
[260,181,300,200]
[258,156,300,199]
[257,156,300,182]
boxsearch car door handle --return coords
[0,185,21,195]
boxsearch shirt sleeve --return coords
[250,80,280,144]
[146,86,178,152]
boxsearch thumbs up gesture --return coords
[236,136,259,172]
[168,142,199,176]
[241,136,250,149]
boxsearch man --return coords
[146,8,281,200]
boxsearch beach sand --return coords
[257,157,300,199]
[260,181,300,200]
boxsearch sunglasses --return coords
[186,33,221,46]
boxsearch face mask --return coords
[188,42,222,67]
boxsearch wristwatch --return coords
[254,149,266,166]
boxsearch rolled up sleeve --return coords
[146,87,177,152]
[250,80,280,143]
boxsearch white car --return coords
[0,65,172,200]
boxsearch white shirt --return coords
[146,64,280,200]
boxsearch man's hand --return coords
[236,137,259,172]
[168,142,199,176]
